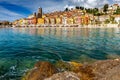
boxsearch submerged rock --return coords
[45,71,80,80]
[22,61,58,80]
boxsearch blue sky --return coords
[0,0,118,21]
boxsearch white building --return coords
[99,15,110,22]
[114,15,120,23]
[62,17,67,25]
[113,4,119,10]
[107,4,119,14]
[27,14,34,19]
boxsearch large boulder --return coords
[22,61,58,80]
[55,61,72,71]
[55,61,95,80]
[72,59,120,80]
[45,71,80,80]
[91,59,120,80]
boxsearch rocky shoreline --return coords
[22,59,120,80]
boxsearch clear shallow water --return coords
[0,27,120,79]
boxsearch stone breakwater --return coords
[22,59,120,80]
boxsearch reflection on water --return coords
[13,27,120,56]
[0,27,120,79]
[12,27,120,60]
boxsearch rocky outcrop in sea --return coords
[22,61,58,80]
[22,59,120,80]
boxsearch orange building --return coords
[84,16,89,25]
[32,18,37,25]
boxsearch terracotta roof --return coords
[113,15,120,17]
[113,4,119,6]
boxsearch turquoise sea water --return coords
[0,27,120,79]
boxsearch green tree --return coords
[94,12,101,16]
[0,22,2,25]
[65,8,69,11]
[86,8,93,13]
[76,6,80,9]
[80,6,84,10]
[104,19,110,24]
[114,7,120,14]
[103,4,109,14]
[93,8,99,15]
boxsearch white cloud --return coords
[0,6,26,21]
[68,0,110,8]
[64,5,75,10]
[0,0,68,21]
[30,0,67,13]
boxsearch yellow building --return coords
[18,19,23,25]
[18,18,29,26]
[13,20,19,25]
[42,15,46,18]
[81,16,85,24]
[67,17,74,24]
[37,18,44,24]
[73,17,78,24]
[56,17,62,24]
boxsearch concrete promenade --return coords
[13,24,120,28]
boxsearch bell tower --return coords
[37,8,42,18]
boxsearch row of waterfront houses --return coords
[13,9,91,27]
[13,6,120,27]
